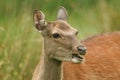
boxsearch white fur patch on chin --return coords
[72,58,83,64]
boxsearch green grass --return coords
[0,11,41,80]
[0,0,120,80]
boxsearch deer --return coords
[32,6,120,80]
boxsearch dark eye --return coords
[76,31,79,35]
[52,33,60,38]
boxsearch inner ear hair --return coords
[57,6,68,21]
[33,10,47,31]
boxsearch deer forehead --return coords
[49,20,78,35]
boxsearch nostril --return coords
[77,46,87,55]
[77,47,82,51]
[77,46,86,51]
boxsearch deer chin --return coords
[71,53,84,64]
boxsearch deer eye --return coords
[52,33,60,38]
[76,31,79,36]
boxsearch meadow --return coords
[0,0,120,80]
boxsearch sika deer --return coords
[32,6,120,80]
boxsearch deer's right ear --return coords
[33,10,47,31]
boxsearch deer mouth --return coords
[71,54,84,64]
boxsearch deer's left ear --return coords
[33,10,47,31]
[57,6,68,21]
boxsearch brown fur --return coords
[33,7,120,80]
[63,32,120,80]
[54,21,72,31]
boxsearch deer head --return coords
[33,6,87,63]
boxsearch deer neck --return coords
[38,38,63,80]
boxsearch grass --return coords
[0,0,120,80]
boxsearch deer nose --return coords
[77,46,87,55]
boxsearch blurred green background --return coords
[0,0,120,80]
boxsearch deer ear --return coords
[57,6,68,21]
[33,10,47,31]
